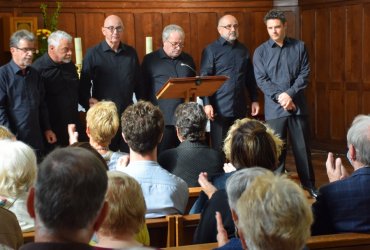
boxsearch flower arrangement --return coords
[36,1,62,58]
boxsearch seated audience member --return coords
[158,102,223,187]
[193,118,283,243]
[0,207,23,249]
[69,142,109,170]
[235,174,313,250]
[68,100,128,170]
[96,171,150,248]
[0,140,37,232]
[312,114,370,235]
[120,100,188,218]
[0,126,16,140]
[21,147,109,249]
[213,167,273,249]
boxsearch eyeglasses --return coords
[104,26,124,33]
[15,47,37,53]
[219,24,239,30]
[166,40,184,48]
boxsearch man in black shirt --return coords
[80,15,143,152]
[253,9,316,197]
[33,30,84,150]
[0,30,56,159]
[142,24,196,153]
[201,15,260,153]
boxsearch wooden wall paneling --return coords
[189,12,219,68]
[315,9,330,84]
[345,90,360,130]
[134,12,163,62]
[345,5,362,83]
[75,13,105,56]
[301,9,316,137]
[363,4,370,85]
[362,91,370,114]
[329,6,346,86]
[315,85,330,140]
[283,9,297,38]
[249,11,269,53]
[0,12,12,64]
[329,90,345,140]
[58,13,77,38]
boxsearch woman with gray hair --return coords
[0,140,37,232]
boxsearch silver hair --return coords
[0,139,37,197]
[48,30,72,47]
[347,114,370,165]
[162,24,185,42]
[9,29,35,48]
[225,167,272,211]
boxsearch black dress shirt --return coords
[253,37,310,120]
[141,48,196,125]
[0,60,50,153]
[200,37,258,118]
[32,53,81,146]
[80,40,144,114]
[158,140,224,186]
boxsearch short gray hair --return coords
[9,29,35,48]
[225,167,273,211]
[162,24,185,41]
[237,174,313,250]
[347,114,370,165]
[48,30,72,47]
[175,102,207,141]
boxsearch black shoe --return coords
[304,187,318,199]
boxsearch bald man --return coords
[80,15,145,152]
[201,15,259,154]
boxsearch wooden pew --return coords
[22,231,35,244]
[184,187,202,214]
[164,233,370,250]
[175,213,201,246]
[146,215,176,248]
[22,217,177,248]
[307,233,370,249]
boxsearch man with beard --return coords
[80,15,144,152]
[33,30,84,151]
[0,30,56,159]
[200,15,259,154]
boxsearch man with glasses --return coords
[80,15,144,152]
[201,14,259,154]
[0,29,56,159]
[141,24,196,153]
[33,30,84,151]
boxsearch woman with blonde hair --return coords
[0,140,37,232]
[194,118,283,243]
[96,171,151,248]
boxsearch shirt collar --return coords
[9,59,30,75]
[102,40,125,53]
[268,37,292,48]
[158,47,184,60]
[217,36,237,47]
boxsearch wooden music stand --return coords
[156,76,228,102]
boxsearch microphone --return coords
[180,63,201,86]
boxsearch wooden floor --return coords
[285,149,353,189]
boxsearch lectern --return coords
[156,76,228,102]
